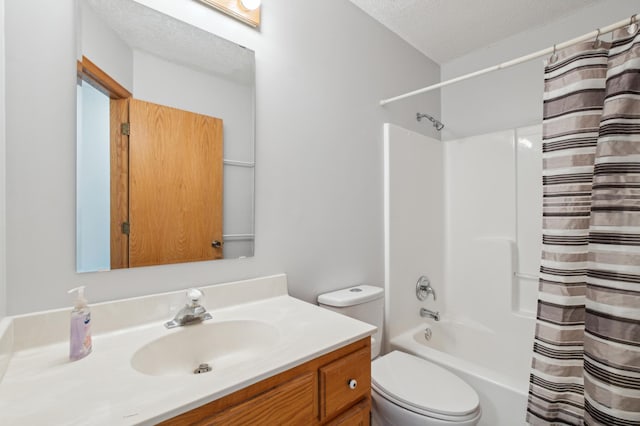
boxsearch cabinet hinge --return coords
[121,222,130,235]
[121,122,130,136]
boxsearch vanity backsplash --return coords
[2,274,288,354]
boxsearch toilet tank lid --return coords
[317,285,384,307]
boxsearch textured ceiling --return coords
[84,0,254,85]
[349,0,599,64]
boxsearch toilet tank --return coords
[317,285,384,359]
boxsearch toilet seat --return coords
[371,351,480,423]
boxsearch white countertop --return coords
[0,276,376,425]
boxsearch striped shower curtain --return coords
[527,26,640,425]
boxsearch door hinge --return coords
[121,222,130,235]
[121,122,130,136]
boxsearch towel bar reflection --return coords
[223,233,255,241]
[224,159,255,168]
[514,272,538,280]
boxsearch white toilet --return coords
[318,285,481,426]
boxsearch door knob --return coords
[211,240,223,248]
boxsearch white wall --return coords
[384,124,444,341]
[81,1,134,92]
[132,49,254,162]
[4,0,440,314]
[440,0,639,140]
[0,0,6,318]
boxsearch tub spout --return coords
[420,307,440,321]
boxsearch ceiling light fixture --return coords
[199,0,261,27]
[240,0,261,11]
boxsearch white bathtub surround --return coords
[514,125,543,315]
[448,126,544,318]
[0,318,11,383]
[0,274,375,425]
[383,123,445,343]
[385,124,541,425]
[445,126,541,326]
[383,123,541,332]
[444,126,541,425]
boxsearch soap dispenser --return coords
[68,286,92,361]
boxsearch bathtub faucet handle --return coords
[416,275,436,301]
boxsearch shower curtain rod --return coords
[379,13,639,106]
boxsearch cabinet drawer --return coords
[319,347,371,421]
[196,372,315,426]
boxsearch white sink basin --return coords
[131,320,280,376]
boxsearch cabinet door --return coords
[325,399,370,426]
[196,372,315,426]
[320,347,371,421]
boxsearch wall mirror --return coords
[76,0,255,273]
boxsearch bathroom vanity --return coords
[162,338,371,425]
[0,275,375,425]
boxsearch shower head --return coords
[416,112,444,131]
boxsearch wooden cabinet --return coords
[160,337,371,426]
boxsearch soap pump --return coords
[68,286,92,361]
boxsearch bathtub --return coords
[389,320,530,426]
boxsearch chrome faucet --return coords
[420,308,440,321]
[165,288,213,329]
[416,275,436,301]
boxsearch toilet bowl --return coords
[371,351,481,426]
[318,285,481,426]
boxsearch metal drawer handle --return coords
[348,379,357,390]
